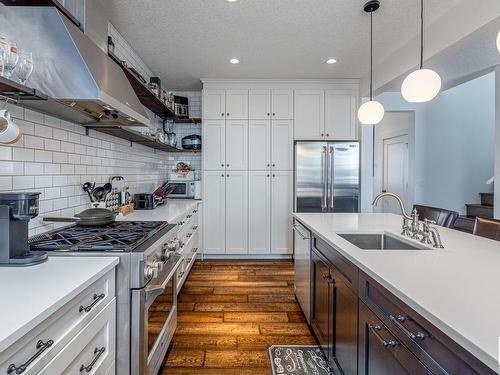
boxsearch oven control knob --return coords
[144,264,159,279]
[152,260,164,272]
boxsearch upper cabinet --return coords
[249,89,293,120]
[294,89,358,141]
[225,90,249,119]
[294,90,325,140]
[325,90,357,141]
[203,90,226,119]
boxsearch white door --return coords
[382,135,409,214]
[203,171,226,254]
[202,120,225,170]
[225,171,248,254]
[294,90,325,140]
[325,91,357,140]
[203,90,226,120]
[248,171,271,254]
[249,89,271,120]
[225,120,248,170]
[271,170,293,254]
[249,120,271,170]
[271,120,293,170]
[272,90,294,120]
[225,90,248,119]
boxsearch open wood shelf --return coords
[108,52,175,120]
[0,76,47,101]
[0,0,81,27]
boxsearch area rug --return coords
[268,345,337,375]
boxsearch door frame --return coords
[373,111,415,213]
[382,134,409,213]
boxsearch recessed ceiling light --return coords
[226,0,239,2]
[229,58,240,64]
[326,58,337,65]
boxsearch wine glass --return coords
[3,41,19,79]
[15,50,34,84]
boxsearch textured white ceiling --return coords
[107,0,461,89]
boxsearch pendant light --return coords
[401,0,441,103]
[358,0,385,125]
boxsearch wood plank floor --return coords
[160,260,316,374]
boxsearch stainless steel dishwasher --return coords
[293,219,312,324]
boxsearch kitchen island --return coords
[294,212,500,374]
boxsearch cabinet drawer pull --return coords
[368,324,398,348]
[186,233,193,238]
[389,315,428,341]
[321,273,334,284]
[178,271,185,278]
[193,225,198,230]
[192,247,198,252]
[79,293,105,313]
[79,347,105,373]
[186,215,192,219]
[192,209,198,213]
[292,224,310,240]
[7,339,54,374]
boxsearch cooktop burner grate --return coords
[29,221,172,252]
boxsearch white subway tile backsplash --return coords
[15,119,34,136]
[60,164,75,175]
[53,175,68,186]
[34,175,53,188]
[24,135,44,149]
[35,124,53,138]
[35,150,52,163]
[44,139,61,152]
[0,161,24,175]
[53,198,68,210]
[53,152,69,163]
[44,115,61,128]
[68,132,81,144]
[25,162,45,175]
[25,109,44,124]
[0,176,13,191]
[68,154,81,164]
[0,146,12,160]
[13,176,34,189]
[53,128,69,141]
[39,199,53,214]
[60,142,75,153]
[44,163,61,175]
[13,148,35,162]
[74,144,87,155]
[45,187,61,199]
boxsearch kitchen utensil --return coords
[82,182,95,202]
[103,182,112,197]
[43,208,117,226]
[92,186,106,202]
[181,134,201,150]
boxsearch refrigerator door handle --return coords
[321,146,327,211]
[329,146,335,211]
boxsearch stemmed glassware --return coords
[2,41,19,79]
[15,49,34,84]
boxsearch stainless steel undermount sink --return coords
[337,233,430,251]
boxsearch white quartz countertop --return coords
[294,212,500,372]
[0,256,119,353]
[118,199,201,224]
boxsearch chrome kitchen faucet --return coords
[372,192,444,248]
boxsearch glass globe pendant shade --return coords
[401,68,441,103]
[357,100,385,125]
[497,30,500,53]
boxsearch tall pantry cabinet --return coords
[202,87,294,255]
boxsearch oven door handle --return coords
[144,257,183,306]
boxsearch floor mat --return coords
[268,345,336,375]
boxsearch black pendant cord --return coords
[420,0,424,69]
[370,10,373,101]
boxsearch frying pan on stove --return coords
[43,208,117,226]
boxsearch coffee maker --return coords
[0,192,47,266]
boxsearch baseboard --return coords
[201,254,293,260]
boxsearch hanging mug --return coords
[0,109,22,144]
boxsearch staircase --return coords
[454,193,494,233]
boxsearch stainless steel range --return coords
[29,221,183,375]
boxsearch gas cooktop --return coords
[29,221,176,252]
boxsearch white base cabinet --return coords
[270,171,293,254]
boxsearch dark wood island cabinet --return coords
[308,234,497,375]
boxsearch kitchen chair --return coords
[413,204,459,229]
[473,217,500,241]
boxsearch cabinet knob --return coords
[221,174,224,177]
[267,164,270,167]
[326,133,330,137]
[273,113,276,116]
[221,164,224,167]
[267,113,270,116]
[272,163,275,167]
[272,174,276,177]
[221,113,224,117]
[321,133,324,137]
[226,113,230,116]
[267,174,270,177]
[226,164,229,167]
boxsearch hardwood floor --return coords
[160,260,316,374]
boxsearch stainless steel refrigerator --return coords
[294,142,360,213]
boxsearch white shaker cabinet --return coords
[248,171,272,254]
[202,171,226,254]
[249,120,271,170]
[249,90,272,120]
[203,90,226,119]
[294,90,325,140]
[202,120,226,170]
[225,90,248,119]
[225,171,248,254]
[325,90,357,140]
[225,120,248,170]
[271,120,293,170]
[272,90,294,120]
[271,171,293,254]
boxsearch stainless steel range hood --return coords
[0,6,150,127]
